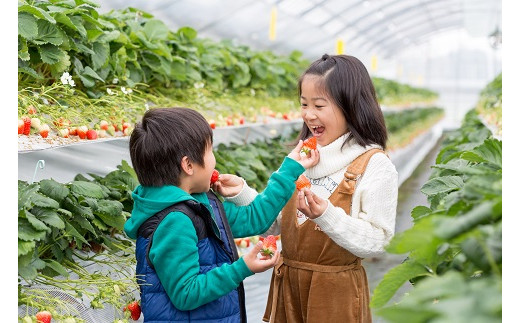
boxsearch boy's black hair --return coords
[297,54,388,150]
[129,107,213,187]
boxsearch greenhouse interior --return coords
[17,0,505,322]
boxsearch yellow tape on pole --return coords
[371,55,378,72]
[336,39,344,54]
[269,7,277,41]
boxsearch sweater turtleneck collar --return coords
[305,133,382,179]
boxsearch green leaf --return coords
[119,160,138,181]
[45,259,70,277]
[18,5,57,24]
[24,210,51,232]
[38,44,65,65]
[91,42,109,69]
[70,180,107,198]
[18,218,47,242]
[18,182,40,211]
[49,51,71,74]
[143,19,169,40]
[73,214,97,236]
[18,12,38,39]
[94,200,125,230]
[410,206,431,220]
[29,190,60,209]
[82,66,105,82]
[18,239,36,257]
[31,207,65,229]
[87,28,103,41]
[421,176,464,196]
[370,260,430,308]
[70,15,87,38]
[34,19,63,46]
[64,222,90,245]
[39,179,70,202]
[470,138,502,168]
[236,166,258,181]
[178,26,197,40]
[433,202,495,240]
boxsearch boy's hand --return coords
[297,188,328,219]
[288,140,320,169]
[211,174,244,197]
[242,241,280,273]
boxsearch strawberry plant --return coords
[370,107,502,322]
[18,161,141,321]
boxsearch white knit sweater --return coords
[225,134,399,258]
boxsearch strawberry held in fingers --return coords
[295,174,311,191]
[210,169,220,184]
[260,235,277,257]
[300,137,317,156]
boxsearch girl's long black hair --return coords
[296,54,388,150]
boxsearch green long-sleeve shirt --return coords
[124,157,304,310]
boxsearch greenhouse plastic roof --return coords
[99,0,502,60]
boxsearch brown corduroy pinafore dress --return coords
[263,148,385,323]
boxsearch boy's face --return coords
[192,144,217,193]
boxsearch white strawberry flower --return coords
[112,78,119,84]
[60,72,70,85]
[107,88,114,95]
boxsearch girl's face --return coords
[300,75,348,147]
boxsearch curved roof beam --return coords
[347,0,454,44]
[366,21,461,56]
[353,9,463,51]
[197,0,261,32]
[305,0,452,49]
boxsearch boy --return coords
[124,107,318,322]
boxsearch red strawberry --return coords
[226,117,233,126]
[210,169,219,184]
[68,126,78,136]
[86,129,98,140]
[124,301,141,320]
[239,116,245,125]
[22,116,31,135]
[260,235,277,256]
[77,126,88,139]
[208,119,216,129]
[282,113,289,120]
[300,137,317,155]
[295,174,311,191]
[27,105,37,115]
[122,122,131,131]
[18,119,24,134]
[100,120,109,130]
[39,124,50,138]
[35,310,52,323]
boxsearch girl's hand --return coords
[243,242,281,273]
[288,140,320,169]
[212,174,244,197]
[297,188,328,219]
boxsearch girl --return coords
[258,54,399,322]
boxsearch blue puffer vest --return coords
[135,191,246,322]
